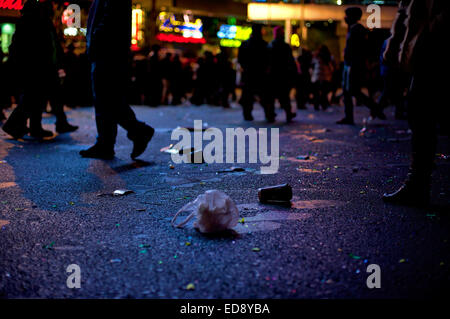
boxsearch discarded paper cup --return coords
[258,184,293,203]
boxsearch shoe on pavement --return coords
[382,184,430,207]
[56,122,79,134]
[29,128,54,139]
[286,112,296,123]
[130,125,155,159]
[2,122,27,139]
[80,144,115,160]
[336,118,355,125]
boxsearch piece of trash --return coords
[296,155,310,160]
[14,208,24,211]
[69,201,75,206]
[217,167,246,173]
[399,258,406,263]
[185,242,191,246]
[171,190,239,234]
[239,217,245,224]
[136,208,146,212]
[110,258,122,263]
[113,189,134,196]
[349,253,361,260]
[169,165,175,169]
[185,283,195,290]
[252,247,261,252]
[160,144,181,154]
[352,167,359,173]
[43,242,55,250]
[258,184,293,204]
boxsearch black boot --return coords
[336,117,355,125]
[56,121,78,134]
[80,144,115,160]
[29,128,54,139]
[129,124,155,160]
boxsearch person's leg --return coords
[278,87,295,123]
[48,76,78,133]
[80,61,117,159]
[260,85,275,123]
[240,84,254,121]
[337,65,354,124]
[2,92,29,138]
[383,72,436,206]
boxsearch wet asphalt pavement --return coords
[0,102,449,299]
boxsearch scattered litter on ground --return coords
[296,155,310,160]
[110,258,122,263]
[252,247,261,252]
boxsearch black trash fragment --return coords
[258,184,293,204]
[217,167,246,173]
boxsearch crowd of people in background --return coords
[0,4,409,129]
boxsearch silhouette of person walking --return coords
[238,24,270,122]
[337,7,385,125]
[266,26,297,123]
[80,0,154,160]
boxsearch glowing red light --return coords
[156,33,206,44]
[0,0,24,11]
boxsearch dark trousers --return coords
[406,67,446,184]
[240,81,271,119]
[91,60,144,148]
[312,80,332,110]
[266,84,292,119]
[342,64,377,121]
[4,84,47,134]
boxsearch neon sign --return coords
[219,39,242,48]
[0,0,23,11]
[217,25,252,41]
[217,25,252,47]
[156,33,206,44]
[131,7,144,50]
[158,12,203,40]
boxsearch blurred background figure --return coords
[377,38,407,120]
[170,54,184,105]
[238,24,270,121]
[295,48,312,110]
[311,45,335,111]
[337,7,385,125]
[0,50,9,121]
[216,51,236,108]
[145,45,163,107]
[2,0,77,140]
[266,26,297,123]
